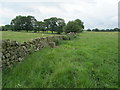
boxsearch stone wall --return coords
[1,32,76,68]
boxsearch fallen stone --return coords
[49,42,56,48]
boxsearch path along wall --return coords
[1,32,76,68]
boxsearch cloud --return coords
[0,0,119,29]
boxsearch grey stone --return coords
[49,42,56,48]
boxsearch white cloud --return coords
[0,0,119,29]
[37,6,60,14]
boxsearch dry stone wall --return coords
[1,32,76,68]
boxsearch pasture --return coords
[2,32,118,88]
[1,31,58,42]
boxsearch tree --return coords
[11,15,37,32]
[0,26,2,31]
[75,19,84,31]
[44,17,65,34]
[44,18,51,33]
[34,21,45,32]
[48,17,57,33]
[94,28,99,32]
[4,25,12,31]
[0,26,5,31]
[101,29,105,32]
[25,16,37,32]
[106,29,110,32]
[64,19,84,33]
[114,28,119,32]
[11,15,23,31]
[55,18,65,34]
[87,29,91,31]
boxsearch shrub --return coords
[64,19,84,33]
[53,38,62,45]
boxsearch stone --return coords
[2,35,69,68]
[6,53,11,58]
[2,55,5,60]
[49,42,56,48]
[22,46,26,50]
[18,58,23,62]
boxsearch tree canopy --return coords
[2,15,85,34]
[44,17,65,34]
[64,19,84,33]
[2,15,119,33]
[11,15,37,32]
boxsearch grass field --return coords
[1,31,58,42]
[2,32,118,88]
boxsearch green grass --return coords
[2,32,118,88]
[1,31,58,42]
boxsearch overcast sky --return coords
[0,0,119,29]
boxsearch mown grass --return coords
[1,31,58,42]
[2,32,118,88]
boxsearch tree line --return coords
[0,15,84,34]
[86,28,120,32]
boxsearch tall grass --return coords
[2,32,118,88]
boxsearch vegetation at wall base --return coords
[2,32,76,68]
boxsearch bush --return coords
[53,38,62,45]
[63,35,70,40]
[62,32,77,40]
[64,19,84,33]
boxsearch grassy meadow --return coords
[1,31,58,42]
[2,32,118,88]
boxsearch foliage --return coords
[11,15,37,32]
[92,28,99,32]
[2,15,85,34]
[53,38,62,45]
[34,21,45,32]
[0,25,12,31]
[44,17,65,34]
[9,16,66,34]
[88,28,120,32]
[64,19,84,33]
[87,29,91,31]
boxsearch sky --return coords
[0,0,119,29]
